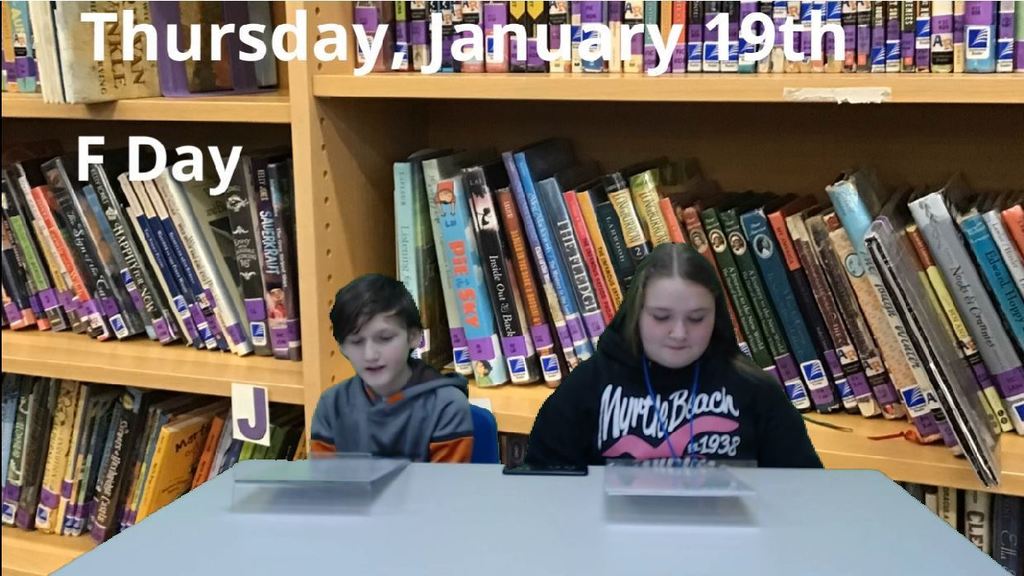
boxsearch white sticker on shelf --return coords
[232,382,271,447]
[782,87,892,104]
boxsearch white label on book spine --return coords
[232,383,271,447]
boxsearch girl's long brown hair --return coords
[616,243,741,363]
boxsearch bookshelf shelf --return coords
[312,73,1024,104]
[0,92,292,123]
[467,382,1024,497]
[1,527,94,576]
[0,331,305,405]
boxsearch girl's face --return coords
[639,277,716,370]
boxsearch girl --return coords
[525,243,823,468]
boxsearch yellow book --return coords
[136,401,227,522]
[576,191,623,308]
[35,380,80,533]
[628,168,672,246]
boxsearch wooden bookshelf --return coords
[0,331,305,405]
[467,382,1024,496]
[313,73,1024,104]
[1,527,94,576]
[0,92,292,123]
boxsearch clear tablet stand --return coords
[602,460,760,528]
[230,453,410,515]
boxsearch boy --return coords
[310,274,474,462]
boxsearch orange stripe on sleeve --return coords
[310,439,336,454]
[429,436,474,463]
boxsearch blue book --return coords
[1,377,17,490]
[514,140,594,362]
[436,175,509,387]
[961,213,1024,352]
[741,208,839,413]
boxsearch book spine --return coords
[437,177,510,386]
[721,209,810,410]
[997,0,1016,71]
[13,171,77,331]
[502,152,581,370]
[790,215,879,416]
[1,207,36,329]
[583,2,611,73]
[964,490,992,554]
[526,0,549,72]
[3,174,58,329]
[1017,0,1024,70]
[659,198,685,243]
[548,1,570,73]
[992,494,1022,573]
[917,1,933,70]
[410,0,429,70]
[578,191,624,308]
[609,0,623,73]
[119,176,198,347]
[627,169,672,246]
[524,174,593,360]
[643,0,659,72]
[965,1,997,72]
[461,1,486,72]
[35,381,79,533]
[90,166,176,344]
[564,191,616,325]
[870,0,886,72]
[142,180,219,350]
[40,163,116,340]
[900,0,916,71]
[955,0,967,71]
[605,177,650,268]
[855,0,872,70]
[266,163,301,359]
[772,211,852,411]
[15,379,56,530]
[7,1,36,92]
[496,187,563,383]
[673,1,689,73]
[394,0,410,71]
[907,223,1011,432]
[485,1,509,72]
[1,379,32,526]
[886,0,901,71]
[960,214,1024,352]
[225,165,272,356]
[703,2,722,71]
[742,209,838,413]
[982,210,1024,310]
[688,1,704,72]
[624,0,645,73]
[593,201,637,290]
[29,186,89,335]
[812,214,903,418]
[1004,204,1024,256]
[409,160,452,372]
[703,208,776,372]
[932,1,955,71]
[913,192,1024,434]
[739,1,759,73]
[465,167,541,384]
[250,159,287,357]
[685,206,749,358]
[57,385,92,535]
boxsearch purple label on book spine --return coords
[846,371,872,398]
[450,327,468,348]
[40,288,59,310]
[530,323,554,349]
[101,297,118,318]
[39,488,59,510]
[912,412,940,437]
[775,354,800,383]
[554,322,572,351]
[644,46,658,71]
[28,293,42,316]
[993,367,1024,399]
[61,480,73,500]
[954,11,965,43]
[153,318,172,343]
[244,298,267,321]
[4,302,22,323]
[3,484,20,503]
[765,365,782,385]
[935,15,954,35]
[226,323,246,347]
[1017,42,1024,70]
[936,419,959,448]
[971,361,995,390]
[871,376,899,405]
[501,335,528,357]
[285,319,300,343]
[566,315,587,344]
[823,349,843,376]
[582,312,605,341]
[810,386,835,408]
[527,39,544,69]
[411,20,427,45]
[467,336,496,360]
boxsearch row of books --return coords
[1,1,279,103]
[357,1,1024,74]
[0,373,307,543]
[898,481,1023,574]
[0,142,302,362]
[394,138,1023,485]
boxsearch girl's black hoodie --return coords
[525,311,824,468]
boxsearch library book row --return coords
[0,142,303,362]
[394,138,1024,486]
[355,1,1024,75]
[1,1,280,103]
[0,373,307,545]
[898,480,1024,574]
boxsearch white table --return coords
[56,461,1005,576]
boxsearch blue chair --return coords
[469,404,500,464]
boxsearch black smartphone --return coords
[501,463,589,476]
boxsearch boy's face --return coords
[340,313,421,397]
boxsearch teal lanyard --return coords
[642,355,701,465]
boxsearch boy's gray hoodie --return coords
[310,360,474,462]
